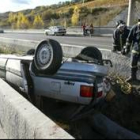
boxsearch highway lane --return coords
[0,33,113,50]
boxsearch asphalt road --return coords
[0,33,113,50]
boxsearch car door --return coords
[46,27,52,35]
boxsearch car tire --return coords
[26,49,35,55]
[33,39,63,75]
[45,32,48,36]
[80,46,102,61]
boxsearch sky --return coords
[0,0,71,13]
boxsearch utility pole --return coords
[83,0,85,5]
[127,0,135,26]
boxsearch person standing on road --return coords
[90,23,94,35]
[123,19,140,82]
[82,23,86,36]
[112,23,130,52]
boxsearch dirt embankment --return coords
[100,82,140,136]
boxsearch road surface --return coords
[0,33,113,50]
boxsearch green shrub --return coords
[91,7,108,15]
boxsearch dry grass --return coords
[93,6,125,26]
[56,0,128,26]
[0,46,22,54]
[85,0,128,8]
[57,0,128,13]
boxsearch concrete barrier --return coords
[4,28,113,36]
[0,79,73,139]
[66,27,114,35]
[0,37,84,57]
[0,37,38,52]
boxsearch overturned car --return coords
[0,39,112,109]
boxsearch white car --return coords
[0,39,112,111]
[45,26,66,36]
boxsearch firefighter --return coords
[112,23,130,52]
[123,19,140,82]
[115,20,125,28]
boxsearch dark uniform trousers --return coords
[130,53,140,79]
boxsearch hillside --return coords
[0,0,129,29]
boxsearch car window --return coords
[48,26,65,30]
[49,27,53,30]
[57,26,65,29]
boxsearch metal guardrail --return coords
[4,27,114,36]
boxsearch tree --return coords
[68,8,74,16]
[30,10,35,16]
[80,7,90,18]
[40,6,46,11]
[16,12,30,29]
[64,19,67,28]
[8,12,16,23]
[33,15,44,29]
[42,10,53,20]
[49,19,55,26]
[8,12,30,29]
[71,6,80,26]
[8,12,18,29]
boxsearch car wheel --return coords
[33,39,63,75]
[75,46,102,62]
[26,49,35,55]
[45,32,48,36]
[81,46,102,60]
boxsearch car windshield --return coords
[49,27,54,29]
[57,26,65,29]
